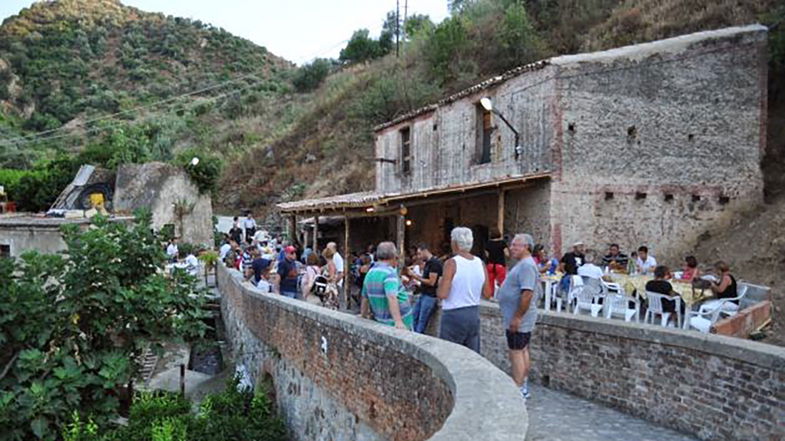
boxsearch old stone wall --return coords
[375,67,555,194]
[218,265,527,441]
[479,302,785,441]
[504,181,551,247]
[551,25,768,260]
[114,162,213,246]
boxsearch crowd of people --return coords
[209,213,741,402]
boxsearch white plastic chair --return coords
[565,275,583,312]
[605,292,640,322]
[697,285,748,317]
[685,299,729,333]
[572,279,604,317]
[644,291,682,328]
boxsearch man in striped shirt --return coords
[360,241,413,330]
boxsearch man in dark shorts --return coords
[404,243,443,333]
[497,233,541,400]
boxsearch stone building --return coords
[278,25,767,264]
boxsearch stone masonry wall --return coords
[218,265,527,441]
[375,66,555,195]
[551,25,768,260]
[114,162,213,246]
[479,302,785,441]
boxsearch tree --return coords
[0,212,207,440]
[339,29,383,64]
[292,58,333,92]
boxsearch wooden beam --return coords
[288,214,297,242]
[313,215,319,252]
[343,216,350,309]
[497,189,505,235]
[396,206,406,266]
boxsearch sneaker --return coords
[519,385,531,400]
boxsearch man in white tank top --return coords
[436,227,492,353]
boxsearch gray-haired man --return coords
[496,233,541,400]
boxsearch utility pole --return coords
[403,0,408,41]
[396,0,400,57]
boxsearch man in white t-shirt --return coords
[327,242,344,285]
[635,246,657,275]
[577,252,604,280]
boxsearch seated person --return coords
[678,255,701,282]
[533,244,558,274]
[577,251,604,280]
[602,243,629,271]
[577,252,606,297]
[635,246,657,275]
[710,260,738,303]
[645,265,684,316]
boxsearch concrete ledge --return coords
[219,266,526,441]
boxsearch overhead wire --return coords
[0,76,269,147]
[0,72,265,146]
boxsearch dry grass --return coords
[583,0,776,51]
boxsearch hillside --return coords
[0,0,295,179]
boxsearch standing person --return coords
[327,242,345,288]
[360,242,413,329]
[166,238,179,263]
[485,227,509,296]
[277,246,299,299]
[403,243,443,334]
[635,246,657,275]
[243,213,257,243]
[301,253,323,304]
[229,217,243,245]
[437,227,492,353]
[219,234,232,261]
[497,233,541,400]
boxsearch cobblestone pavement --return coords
[525,384,699,441]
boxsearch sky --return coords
[0,0,451,65]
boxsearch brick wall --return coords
[218,265,527,441]
[479,301,785,441]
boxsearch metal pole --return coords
[396,0,400,57]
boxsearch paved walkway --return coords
[525,384,699,441]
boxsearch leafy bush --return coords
[339,29,388,63]
[61,378,286,441]
[292,58,333,92]
[175,149,223,194]
[0,212,207,440]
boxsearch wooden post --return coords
[396,206,406,266]
[343,216,350,309]
[313,215,319,252]
[288,214,296,243]
[497,189,505,235]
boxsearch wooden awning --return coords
[276,172,550,215]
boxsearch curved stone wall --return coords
[217,265,527,441]
[479,301,785,441]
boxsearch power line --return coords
[0,73,263,146]
[0,77,268,147]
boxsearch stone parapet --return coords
[218,265,527,441]
[479,301,785,441]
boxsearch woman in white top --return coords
[437,227,492,353]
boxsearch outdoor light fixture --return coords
[365,207,375,213]
[405,219,413,227]
[480,97,523,159]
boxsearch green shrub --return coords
[175,149,223,194]
[292,58,334,92]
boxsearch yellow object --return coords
[89,193,105,208]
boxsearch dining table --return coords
[607,273,713,307]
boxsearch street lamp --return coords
[480,97,523,159]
